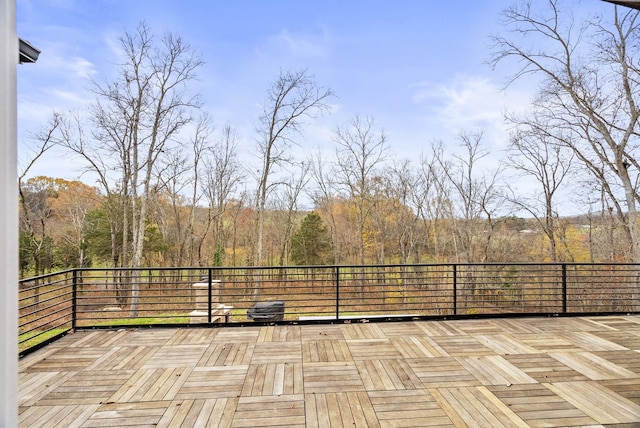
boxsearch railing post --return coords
[561,263,567,313]
[71,269,78,330]
[452,264,457,315]
[335,266,340,320]
[207,268,213,323]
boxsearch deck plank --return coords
[430,335,496,357]
[198,342,255,366]
[114,329,175,347]
[475,334,539,355]
[369,389,455,427]
[458,355,537,386]
[302,339,353,362]
[408,356,481,388]
[166,328,219,346]
[232,394,306,427]
[174,366,247,400]
[52,404,101,428]
[257,325,301,342]
[203,397,237,428]
[250,341,302,364]
[81,401,168,427]
[140,367,191,402]
[35,370,133,405]
[19,371,77,407]
[562,330,630,351]
[307,392,379,428]
[348,338,403,360]
[341,322,387,340]
[241,363,303,396]
[390,335,448,358]
[19,405,63,428]
[18,315,640,427]
[356,359,423,390]
[435,386,529,427]
[300,324,345,341]
[86,345,156,371]
[142,344,208,368]
[600,378,640,405]
[503,353,589,382]
[549,351,638,380]
[303,362,365,393]
[590,329,640,350]
[546,381,640,424]
[488,383,598,427]
[155,399,201,428]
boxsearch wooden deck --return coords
[18,316,640,427]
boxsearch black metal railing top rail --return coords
[18,262,640,356]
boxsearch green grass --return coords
[19,314,196,353]
[19,328,70,352]
[79,315,190,327]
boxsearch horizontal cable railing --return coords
[18,263,640,356]
[19,270,76,355]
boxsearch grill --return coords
[247,300,285,322]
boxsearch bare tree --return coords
[307,150,342,263]
[152,150,189,266]
[184,115,211,266]
[506,115,574,261]
[18,178,55,277]
[309,149,349,263]
[254,69,333,266]
[18,114,63,277]
[432,130,503,262]
[57,23,203,315]
[50,180,101,269]
[57,114,126,272]
[491,0,640,308]
[18,113,61,184]
[273,161,310,266]
[204,124,245,266]
[491,1,640,260]
[416,147,450,262]
[585,191,628,262]
[384,159,421,264]
[151,115,215,266]
[333,115,390,265]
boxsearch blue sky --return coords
[16,0,611,184]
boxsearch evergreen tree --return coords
[290,212,332,265]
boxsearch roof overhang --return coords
[19,38,40,64]
[602,0,640,10]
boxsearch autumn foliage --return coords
[18,175,629,278]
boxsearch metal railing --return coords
[18,263,640,356]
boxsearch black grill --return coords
[247,300,285,322]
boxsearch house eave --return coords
[19,38,40,64]
[602,0,640,10]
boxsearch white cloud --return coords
[103,30,123,58]
[40,51,97,80]
[412,75,534,146]
[18,99,55,125]
[257,27,332,61]
[46,88,91,106]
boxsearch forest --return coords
[17,1,640,277]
